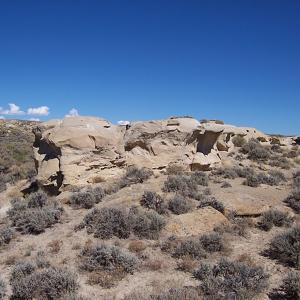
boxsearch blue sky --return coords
[0,0,299,134]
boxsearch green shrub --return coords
[163,175,198,197]
[8,197,63,235]
[140,191,167,214]
[258,209,293,231]
[81,207,131,239]
[267,226,300,269]
[129,207,166,239]
[193,259,269,299]
[120,166,153,188]
[0,226,14,246]
[190,171,208,186]
[285,188,300,213]
[80,244,137,274]
[273,271,300,299]
[232,135,246,147]
[168,194,192,215]
[10,262,79,300]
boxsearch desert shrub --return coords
[128,240,147,253]
[173,238,206,259]
[273,271,300,299]
[36,250,51,268]
[0,277,6,300]
[213,167,238,179]
[190,171,209,186]
[150,287,201,300]
[8,197,63,234]
[120,166,153,188]
[27,190,48,208]
[86,186,105,203]
[0,226,14,246]
[267,226,300,269]
[80,244,137,274]
[294,170,300,188]
[129,207,166,239]
[269,156,291,169]
[241,138,271,161]
[271,144,283,153]
[193,259,269,299]
[221,181,232,188]
[269,170,286,182]
[70,191,95,209]
[285,188,300,213]
[198,196,225,214]
[244,171,283,187]
[163,175,198,197]
[168,194,192,215]
[81,207,131,239]
[199,232,224,253]
[165,164,185,175]
[258,209,293,231]
[140,191,167,214]
[232,135,246,147]
[10,264,79,300]
[234,166,255,178]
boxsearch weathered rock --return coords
[164,207,228,237]
[32,116,273,191]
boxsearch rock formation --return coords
[32,116,290,192]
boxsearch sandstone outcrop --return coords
[33,116,275,191]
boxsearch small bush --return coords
[0,277,6,300]
[11,266,79,300]
[70,191,96,209]
[190,171,209,186]
[140,191,167,214]
[269,156,291,169]
[120,166,153,188]
[221,181,232,188]
[129,207,166,239]
[294,170,300,188]
[232,135,246,147]
[150,287,201,300]
[241,138,271,161]
[168,194,192,215]
[244,171,284,187]
[81,207,131,239]
[163,175,198,197]
[80,244,137,275]
[285,188,300,213]
[173,238,206,259]
[199,232,224,253]
[165,164,185,175]
[258,209,293,231]
[198,196,225,214]
[234,166,255,178]
[267,226,300,269]
[27,191,48,208]
[0,226,14,246]
[273,271,300,299]
[193,259,269,299]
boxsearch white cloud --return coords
[0,103,25,115]
[118,120,130,126]
[0,116,5,119]
[29,117,40,121]
[27,106,49,116]
[65,108,79,118]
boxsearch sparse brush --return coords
[273,271,300,299]
[285,188,300,213]
[0,226,14,246]
[267,226,300,269]
[198,196,225,214]
[193,259,269,299]
[232,135,246,147]
[0,277,6,300]
[258,209,293,231]
[199,232,224,253]
[150,287,201,300]
[190,171,209,186]
[119,166,153,188]
[140,191,167,214]
[173,238,206,259]
[163,175,198,197]
[129,207,166,239]
[27,190,48,208]
[168,194,192,215]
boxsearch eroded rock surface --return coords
[33,116,279,190]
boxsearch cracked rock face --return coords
[32,116,267,191]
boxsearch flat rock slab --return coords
[164,207,228,237]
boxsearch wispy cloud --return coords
[65,108,79,117]
[0,103,25,115]
[27,106,49,116]
[118,120,130,126]
[29,117,40,121]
